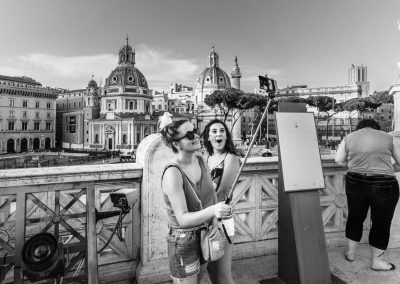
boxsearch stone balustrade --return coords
[1,134,400,283]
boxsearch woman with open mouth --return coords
[203,119,240,284]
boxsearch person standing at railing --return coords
[202,119,240,284]
[159,113,233,284]
[335,118,400,271]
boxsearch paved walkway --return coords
[163,245,400,284]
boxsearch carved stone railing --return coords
[1,135,400,283]
[0,164,142,284]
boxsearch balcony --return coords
[1,134,399,283]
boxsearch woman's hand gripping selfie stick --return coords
[225,93,275,205]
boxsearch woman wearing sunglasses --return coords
[159,113,233,284]
[202,119,240,284]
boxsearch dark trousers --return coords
[345,172,399,250]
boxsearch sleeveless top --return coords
[208,153,228,191]
[161,155,217,227]
[345,128,395,176]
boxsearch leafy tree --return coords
[342,97,382,132]
[204,88,270,131]
[307,95,339,146]
[371,91,393,104]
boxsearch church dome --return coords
[105,37,148,90]
[88,78,97,88]
[106,66,148,89]
[195,47,231,90]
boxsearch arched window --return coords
[130,101,133,110]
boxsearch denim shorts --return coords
[167,225,205,280]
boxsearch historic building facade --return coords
[0,75,59,153]
[87,39,158,151]
[277,65,370,102]
[56,77,101,149]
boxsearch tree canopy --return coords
[204,88,271,129]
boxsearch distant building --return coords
[194,46,232,108]
[0,75,59,153]
[277,65,370,103]
[87,38,158,151]
[56,77,101,148]
[193,47,242,140]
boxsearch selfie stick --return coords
[225,94,275,205]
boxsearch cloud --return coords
[135,44,200,89]
[0,44,200,90]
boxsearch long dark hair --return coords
[159,119,189,153]
[202,119,238,155]
[356,118,381,131]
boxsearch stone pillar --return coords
[232,110,242,143]
[135,133,174,283]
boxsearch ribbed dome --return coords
[195,46,231,90]
[88,79,97,88]
[106,66,148,89]
[105,38,148,90]
[195,68,231,89]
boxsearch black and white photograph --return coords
[0,0,400,283]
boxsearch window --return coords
[123,135,127,144]
[22,122,27,130]
[35,101,40,108]
[78,102,81,107]
[23,100,28,107]
[23,111,27,118]
[34,122,40,130]
[95,135,99,143]
[8,122,14,130]
[47,113,51,118]
[9,99,15,107]
[47,102,51,109]
[46,122,51,130]
[35,112,39,118]
[9,111,14,118]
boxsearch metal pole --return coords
[225,96,274,204]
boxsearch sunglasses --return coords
[175,130,197,141]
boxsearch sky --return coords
[1,0,400,93]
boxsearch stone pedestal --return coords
[135,134,174,284]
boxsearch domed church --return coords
[87,38,157,151]
[194,46,233,108]
[194,46,242,141]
